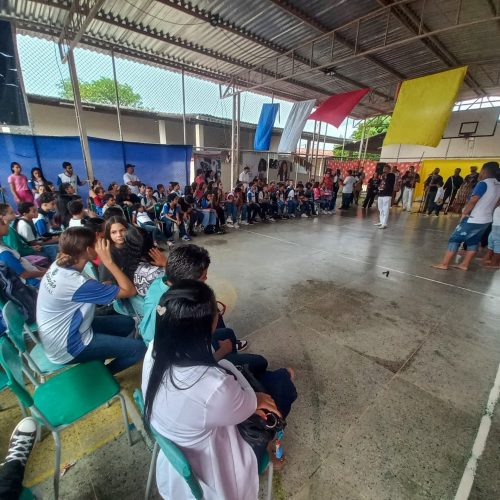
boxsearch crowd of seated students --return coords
[1,162,298,499]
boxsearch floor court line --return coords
[454,361,500,500]
[243,225,500,498]
[241,228,500,300]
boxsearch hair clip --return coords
[156,305,166,316]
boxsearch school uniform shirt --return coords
[0,244,40,287]
[247,190,257,203]
[33,212,48,237]
[57,172,82,193]
[378,173,396,197]
[16,218,37,242]
[160,203,179,219]
[493,206,500,227]
[68,218,83,227]
[141,348,258,500]
[36,263,120,364]
[134,210,153,225]
[342,176,355,194]
[467,178,500,224]
[286,189,295,200]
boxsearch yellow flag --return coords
[384,67,467,147]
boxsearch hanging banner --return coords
[384,67,468,147]
[309,88,370,127]
[278,99,316,153]
[254,103,279,151]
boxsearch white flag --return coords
[278,99,316,153]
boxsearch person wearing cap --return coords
[123,164,141,195]
[57,162,87,194]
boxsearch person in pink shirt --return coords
[8,162,34,207]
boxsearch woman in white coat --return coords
[142,280,281,500]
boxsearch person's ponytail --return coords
[56,227,96,268]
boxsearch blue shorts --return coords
[447,218,490,252]
[488,226,500,253]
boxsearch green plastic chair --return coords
[133,388,273,500]
[0,337,132,500]
[133,389,203,499]
[2,301,66,384]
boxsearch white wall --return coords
[380,108,500,161]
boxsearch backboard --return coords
[443,107,499,138]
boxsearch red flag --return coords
[309,88,370,127]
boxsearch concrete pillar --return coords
[195,122,205,149]
[158,119,167,144]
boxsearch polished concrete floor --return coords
[4,205,500,499]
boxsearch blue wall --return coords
[0,133,191,206]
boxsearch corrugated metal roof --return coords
[2,0,500,119]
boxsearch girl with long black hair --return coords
[142,280,280,500]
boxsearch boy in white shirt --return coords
[132,203,167,245]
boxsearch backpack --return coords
[0,263,38,324]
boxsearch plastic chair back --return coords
[0,337,34,408]
[133,389,203,499]
[2,301,28,353]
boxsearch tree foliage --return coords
[351,115,390,140]
[59,77,143,108]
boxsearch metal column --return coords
[67,50,94,181]
[357,119,366,158]
[230,91,240,188]
[181,69,187,145]
[111,49,123,142]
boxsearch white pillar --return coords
[195,123,205,149]
[158,119,167,145]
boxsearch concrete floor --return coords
[3,205,500,499]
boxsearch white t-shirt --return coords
[58,172,81,193]
[468,178,500,224]
[141,349,258,500]
[135,210,153,225]
[68,218,83,227]
[342,176,355,194]
[16,218,36,242]
[238,171,250,186]
[492,206,500,226]
[123,172,140,194]
[36,264,119,364]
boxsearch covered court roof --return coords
[2,0,500,118]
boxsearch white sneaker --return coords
[240,220,249,225]
[269,218,275,222]
[233,223,240,229]
[374,222,382,226]
[379,225,387,229]
[226,221,233,227]
[301,213,308,218]
[289,214,296,218]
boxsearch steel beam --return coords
[66,50,94,181]
[268,0,406,80]
[154,0,394,100]
[28,0,378,104]
[376,0,486,95]
[221,2,500,98]
[58,0,105,63]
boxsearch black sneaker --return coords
[1,417,37,467]
[189,231,197,237]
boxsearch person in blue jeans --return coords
[140,244,270,376]
[160,193,190,242]
[433,161,500,271]
[36,227,146,374]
